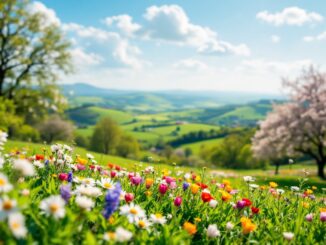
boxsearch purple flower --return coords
[183,182,189,191]
[320,212,326,222]
[131,176,142,186]
[60,184,71,203]
[103,182,121,219]
[68,171,73,183]
[305,213,313,222]
[236,200,246,209]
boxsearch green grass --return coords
[89,106,134,124]
[219,106,265,120]
[181,137,224,153]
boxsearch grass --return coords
[181,137,224,153]
[89,106,134,124]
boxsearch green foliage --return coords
[74,134,89,148]
[116,134,140,159]
[12,124,40,142]
[0,98,22,132]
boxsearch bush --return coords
[74,134,89,148]
[13,125,40,142]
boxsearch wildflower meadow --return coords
[0,131,325,244]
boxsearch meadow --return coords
[0,134,325,244]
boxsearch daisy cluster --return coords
[0,136,325,244]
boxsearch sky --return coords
[31,0,326,93]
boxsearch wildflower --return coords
[40,195,65,219]
[77,157,87,165]
[207,224,220,238]
[183,222,197,235]
[190,184,200,194]
[75,177,95,186]
[0,173,13,193]
[222,179,231,186]
[251,206,260,214]
[103,182,121,219]
[242,198,252,207]
[150,213,167,225]
[209,199,218,208]
[35,154,44,161]
[283,232,294,241]
[305,213,313,222]
[302,202,309,208]
[243,176,255,182]
[0,197,17,220]
[194,217,201,222]
[68,172,73,183]
[0,156,4,168]
[240,217,256,234]
[74,185,102,198]
[159,183,168,195]
[174,196,182,207]
[21,189,30,196]
[13,159,35,176]
[103,227,133,242]
[183,182,190,191]
[221,191,232,202]
[201,191,213,203]
[86,153,94,159]
[269,182,278,188]
[97,178,115,190]
[60,185,71,203]
[226,222,234,230]
[135,217,151,229]
[120,203,145,223]
[8,212,27,238]
[145,178,154,189]
[131,176,142,186]
[75,196,94,211]
[58,173,68,181]
[320,212,326,222]
[236,200,246,209]
[276,189,285,195]
[249,184,259,189]
[145,191,152,196]
[125,193,134,203]
[290,186,300,192]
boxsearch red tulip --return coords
[251,206,260,214]
[58,173,68,181]
[159,183,168,194]
[35,154,44,161]
[242,198,252,207]
[110,171,117,178]
[174,196,182,207]
[201,192,213,202]
[125,193,134,203]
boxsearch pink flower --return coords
[169,181,177,189]
[110,171,117,178]
[131,176,142,185]
[159,183,168,195]
[320,212,326,222]
[58,173,68,181]
[174,196,182,207]
[305,213,313,222]
[164,176,174,185]
[77,164,85,171]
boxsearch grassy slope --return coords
[181,137,224,154]
[89,106,134,124]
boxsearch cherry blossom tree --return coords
[252,67,326,179]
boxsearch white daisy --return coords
[75,196,94,211]
[0,197,17,221]
[8,212,27,238]
[243,176,255,182]
[13,159,35,176]
[97,177,115,190]
[74,185,102,198]
[207,224,220,238]
[249,184,259,189]
[86,153,94,159]
[120,203,146,223]
[0,173,13,193]
[290,186,300,192]
[209,199,218,208]
[74,176,95,186]
[283,232,294,240]
[33,160,44,168]
[40,195,65,219]
[115,227,133,242]
[135,217,151,229]
[150,213,167,225]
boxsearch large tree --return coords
[252,68,326,179]
[0,0,71,123]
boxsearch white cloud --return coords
[105,5,250,56]
[104,15,141,37]
[173,59,208,71]
[303,31,326,42]
[63,23,147,69]
[70,48,103,67]
[256,7,323,26]
[27,1,61,26]
[271,35,280,43]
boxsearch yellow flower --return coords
[312,186,317,190]
[183,222,197,235]
[269,182,278,188]
[77,157,87,165]
[194,217,201,223]
[225,185,233,193]
[145,178,154,187]
[222,179,231,186]
[145,191,152,197]
[191,184,200,194]
[109,217,114,224]
[195,176,201,182]
[305,189,313,195]
[260,185,267,190]
[302,202,309,208]
[221,191,232,202]
[52,174,57,178]
[319,207,326,213]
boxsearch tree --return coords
[38,115,73,143]
[0,0,71,123]
[116,135,140,158]
[252,68,326,179]
[90,117,121,154]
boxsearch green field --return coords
[181,137,224,154]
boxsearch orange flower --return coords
[221,191,232,202]
[240,217,256,234]
[77,157,87,165]
[145,191,152,197]
[269,182,278,188]
[225,185,233,193]
[191,184,200,194]
[305,189,313,195]
[302,202,309,208]
[222,179,231,186]
[183,222,197,235]
[260,185,267,190]
[319,207,326,213]
[145,178,154,188]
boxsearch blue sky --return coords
[32,0,326,93]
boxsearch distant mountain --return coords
[60,83,285,112]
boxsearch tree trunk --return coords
[317,160,325,179]
[275,162,280,175]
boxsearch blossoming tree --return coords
[252,68,326,179]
